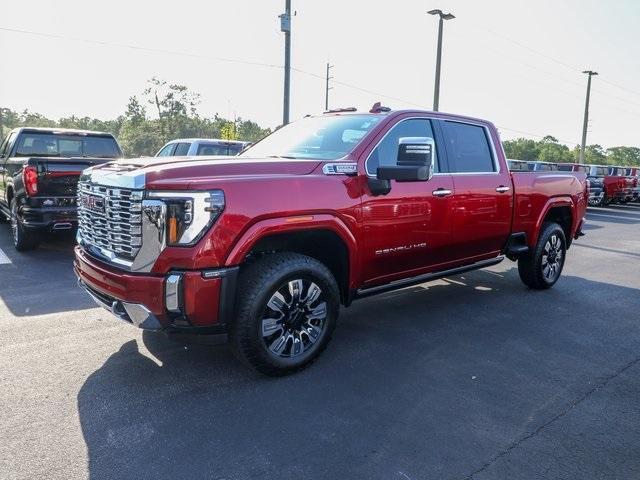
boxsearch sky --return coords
[1,0,639,149]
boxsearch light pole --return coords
[428,9,455,112]
[279,0,292,125]
[325,63,333,111]
[579,70,598,164]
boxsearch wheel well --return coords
[543,206,573,247]
[246,230,350,304]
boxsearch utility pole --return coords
[0,107,4,143]
[428,9,455,112]
[280,0,292,125]
[579,70,598,164]
[324,63,333,111]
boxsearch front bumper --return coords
[74,246,237,333]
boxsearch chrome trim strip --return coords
[165,274,182,313]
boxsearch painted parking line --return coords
[0,247,11,265]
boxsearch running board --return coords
[355,256,505,299]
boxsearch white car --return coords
[155,138,250,157]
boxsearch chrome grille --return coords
[77,182,144,259]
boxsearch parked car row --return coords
[508,159,639,206]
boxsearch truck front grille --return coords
[77,182,144,259]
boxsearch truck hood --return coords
[81,156,322,190]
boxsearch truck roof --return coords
[165,138,249,144]
[320,108,495,127]
[10,126,114,137]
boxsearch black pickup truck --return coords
[0,127,122,251]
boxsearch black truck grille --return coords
[77,182,144,259]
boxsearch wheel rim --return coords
[260,278,327,359]
[10,203,18,244]
[541,234,563,282]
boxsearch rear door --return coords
[440,120,513,260]
[359,116,455,286]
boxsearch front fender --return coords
[224,214,360,289]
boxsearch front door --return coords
[359,117,455,287]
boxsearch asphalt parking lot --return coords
[1,205,639,480]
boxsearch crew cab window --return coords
[174,143,191,156]
[366,118,438,175]
[442,121,495,173]
[557,164,573,171]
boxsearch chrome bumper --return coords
[78,279,163,330]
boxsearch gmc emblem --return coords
[81,194,105,213]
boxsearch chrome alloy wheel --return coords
[260,279,327,359]
[542,234,563,281]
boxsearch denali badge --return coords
[323,163,357,175]
[375,242,427,256]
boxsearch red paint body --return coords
[74,111,588,329]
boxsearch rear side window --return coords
[442,121,495,173]
[174,143,191,156]
[366,118,438,175]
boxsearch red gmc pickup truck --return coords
[74,108,588,375]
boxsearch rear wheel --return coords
[518,222,566,290]
[229,252,339,376]
[10,199,39,252]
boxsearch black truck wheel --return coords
[10,199,40,252]
[518,222,566,290]
[229,252,339,376]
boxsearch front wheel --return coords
[10,199,40,252]
[229,253,339,376]
[518,222,566,290]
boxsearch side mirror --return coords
[376,137,435,182]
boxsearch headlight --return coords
[147,190,225,246]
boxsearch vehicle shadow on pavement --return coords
[0,230,96,317]
[77,269,640,480]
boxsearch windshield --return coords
[14,133,121,158]
[241,115,382,160]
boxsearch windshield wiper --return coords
[266,155,298,159]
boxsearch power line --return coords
[0,26,285,71]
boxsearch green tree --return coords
[502,138,540,160]
[606,146,640,166]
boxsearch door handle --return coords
[433,188,453,197]
[496,185,510,193]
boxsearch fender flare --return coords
[531,196,575,246]
[224,214,360,289]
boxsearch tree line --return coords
[502,135,640,167]
[0,78,271,157]
[1,78,639,166]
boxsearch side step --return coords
[355,256,504,299]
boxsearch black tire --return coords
[229,252,339,376]
[10,199,40,252]
[518,222,566,290]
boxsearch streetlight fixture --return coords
[579,70,598,164]
[428,9,455,111]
